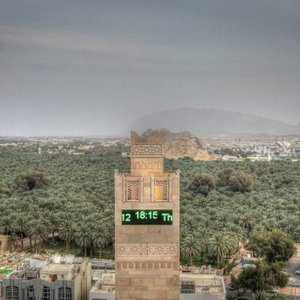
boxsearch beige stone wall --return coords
[0,235,10,252]
[131,157,164,176]
[115,273,179,300]
[115,135,180,300]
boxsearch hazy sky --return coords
[1,0,300,136]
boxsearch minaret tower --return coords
[115,131,180,300]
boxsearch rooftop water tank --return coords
[51,255,61,264]
[65,255,75,264]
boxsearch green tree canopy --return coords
[217,168,254,193]
[247,229,296,263]
[15,172,50,191]
[228,171,254,193]
[231,260,289,300]
[217,168,235,187]
[189,173,215,196]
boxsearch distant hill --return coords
[141,128,212,161]
[128,108,300,136]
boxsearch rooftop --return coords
[40,263,74,275]
[90,273,115,294]
[180,274,225,295]
[3,255,86,282]
[0,252,31,281]
[90,272,225,296]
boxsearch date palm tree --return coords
[58,213,76,250]
[209,232,236,268]
[75,223,92,257]
[27,222,48,253]
[59,223,75,251]
[13,213,29,251]
[92,227,111,258]
[181,234,203,266]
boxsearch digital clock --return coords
[122,210,173,225]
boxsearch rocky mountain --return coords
[141,128,212,161]
[129,108,300,136]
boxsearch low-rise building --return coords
[180,274,225,300]
[0,252,29,299]
[2,256,91,300]
[89,273,115,300]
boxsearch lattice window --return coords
[154,179,168,201]
[180,281,195,294]
[6,287,12,300]
[58,287,64,300]
[41,286,50,300]
[27,286,35,300]
[126,180,141,202]
[6,286,19,300]
[58,287,72,300]
[66,287,72,300]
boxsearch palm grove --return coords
[0,143,299,267]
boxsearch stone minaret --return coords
[115,131,180,300]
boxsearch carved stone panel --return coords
[153,179,168,202]
[131,144,163,156]
[116,261,179,271]
[125,179,142,202]
[131,161,163,171]
[115,243,178,257]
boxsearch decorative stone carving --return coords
[153,179,168,202]
[131,161,163,170]
[131,144,163,156]
[125,179,141,202]
[115,243,178,257]
[115,262,179,271]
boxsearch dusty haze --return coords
[1,0,300,136]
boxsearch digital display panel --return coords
[122,210,173,225]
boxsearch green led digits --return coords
[134,210,159,220]
[122,210,173,225]
[161,212,173,222]
[135,211,146,219]
[122,213,131,222]
[149,211,158,219]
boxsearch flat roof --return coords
[90,273,225,296]
[180,274,225,295]
[41,263,74,275]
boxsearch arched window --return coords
[41,286,50,300]
[27,286,35,300]
[58,287,64,300]
[58,287,72,300]
[66,287,72,300]
[6,286,19,300]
